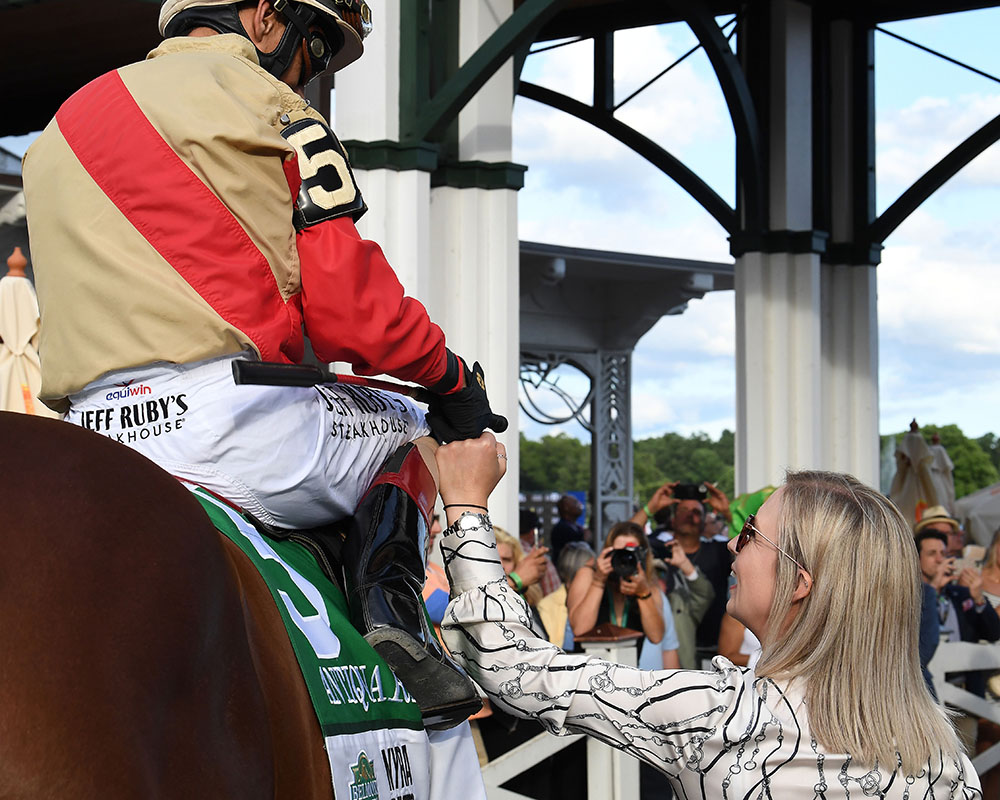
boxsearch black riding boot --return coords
[342,442,482,730]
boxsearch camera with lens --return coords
[610,545,647,579]
[673,483,708,502]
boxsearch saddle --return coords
[244,509,348,592]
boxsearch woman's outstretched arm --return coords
[435,435,743,777]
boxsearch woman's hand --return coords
[515,546,551,587]
[594,547,614,582]
[435,432,506,523]
[618,570,650,597]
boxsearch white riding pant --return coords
[66,354,430,529]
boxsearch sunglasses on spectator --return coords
[736,514,809,574]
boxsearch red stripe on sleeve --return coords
[298,216,447,386]
[56,70,298,363]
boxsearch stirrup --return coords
[365,627,482,730]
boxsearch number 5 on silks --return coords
[281,117,366,226]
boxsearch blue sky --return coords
[4,8,997,444]
[514,7,1000,443]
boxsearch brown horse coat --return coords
[0,412,332,798]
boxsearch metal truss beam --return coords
[402,0,570,145]
[672,0,765,233]
[870,112,1000,243]
[591,351,632,539]
[518,81,736,232]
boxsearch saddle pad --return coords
[192,487,438,800]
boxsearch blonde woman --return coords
[435,434,981,798]
[494,527,546,609]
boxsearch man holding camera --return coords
[915,525,1000,697]
[633,481,734,661]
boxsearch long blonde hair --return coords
[754,470,961,773]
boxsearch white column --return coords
[429,0,519,535]
[735,251,823,493]
[820,265,879,485]
[819,19,880,488]
[735,0,822,494]
[335,2,431,298]
[429,188,519,536]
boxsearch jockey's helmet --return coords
[159,0,372,80]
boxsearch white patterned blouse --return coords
[440,517,982,799]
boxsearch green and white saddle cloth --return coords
[192,487,486,800]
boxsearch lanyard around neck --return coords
[607,586,629,629]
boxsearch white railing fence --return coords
[928,641,1000,774]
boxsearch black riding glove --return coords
[425,350,508,443]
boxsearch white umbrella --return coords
[889,420,940,528]
[955,481,1000,548]
[0,247,61,418]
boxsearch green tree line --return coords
[519,429,736,503]
[520,424,1000,504]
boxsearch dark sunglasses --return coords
[736,514,809,573]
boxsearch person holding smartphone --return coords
[915,527,1000,697]
[633,481,733,658]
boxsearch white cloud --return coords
[634,292,735,359]
[518,184,732,260]
[879,363,1000,439]
[877,92,1000,198]
[515,22,735,213]
[631,354,735,439]
[878,213,1000,356]
[520,25,726,155]
[611,27,727,150]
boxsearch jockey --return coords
[21,0,506,730]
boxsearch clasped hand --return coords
[516,545,552,586]
[436,432,506,515]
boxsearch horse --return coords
[0,410,334,797]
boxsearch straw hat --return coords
[914,505,960,534]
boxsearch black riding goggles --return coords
[274,0,372,78]
[328,0,373,42]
